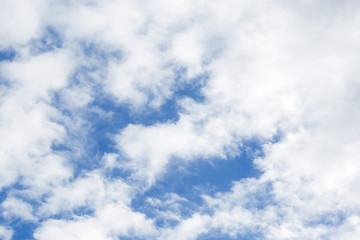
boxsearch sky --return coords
[0,0,360,239]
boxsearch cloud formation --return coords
[1,0,360,239]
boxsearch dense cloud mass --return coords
[1,0,360,239]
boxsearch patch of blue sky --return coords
[0,48,16,92]
[87,72,208,177]
[45,42,269,234]
[6,221,35,240]
[171,69,208,103]
[75,93,181,177]
[131,141,264,226]
[0,187,37,240]
[0,182,43,211]
[120,235,149,240]
[47,43,121,174]
[0,187,9,203]
[0,78,12,97]
[198,230,264,240]
[306,211,346,227]
[30,26,63,54]
[156,219,180,229]
[171,141,261,193]
[49,61,208,178]
[81,41,122,64]
[89,67,208,128]
[48,75,279,233]
[66,206,95,219]
[0,48,16,62]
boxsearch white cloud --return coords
[1,197,35,221]
[33,170,157,239]
[116,113,239,185]
[0,49,75,191]
[159,213,211,240]
[38,171,131,217]
[34,202,156,240]
[0,0,47,47]
[0,225,13,240]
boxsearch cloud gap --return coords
[30,27,64,54]
[0,48,16,62]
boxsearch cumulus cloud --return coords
[35,193,156,240]
[1,197,35,221]
[0,49,75,192]
[0,225,13,240]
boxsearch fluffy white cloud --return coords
[0,49,75,192]
[38,171,132,217]
[0,0,47,47]
[0,225,13,240]
[34,171,157,240]
[34,210,153,240]
[1,197,35,221]
[159,213,212,240]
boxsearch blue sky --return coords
[1,1,360,239]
